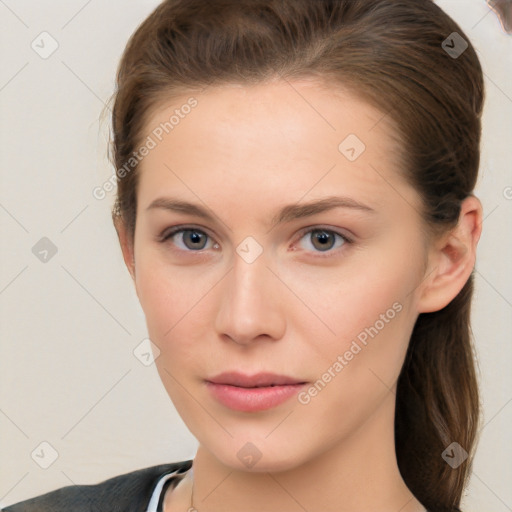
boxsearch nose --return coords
[214,247,286,346]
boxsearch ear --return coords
[114,216,136,282]
[417,195,483,313]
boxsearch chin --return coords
[206,436,308,474]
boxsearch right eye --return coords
[160,226,219,252]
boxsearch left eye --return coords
[160,226,352,256]
[297,228,350,254]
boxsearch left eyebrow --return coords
[270,196,376,227]
[145,195,376,229]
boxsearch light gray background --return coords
[0,1,511,510]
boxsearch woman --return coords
[4,0,485,511]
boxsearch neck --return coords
[189,392,425,512]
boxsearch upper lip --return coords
[206,371,307,388]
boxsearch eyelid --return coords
[158,225,221,259]
[294,224,355,244]
[158,224,216,244]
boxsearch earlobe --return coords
[417,195,483,314]
[114,217,136,282]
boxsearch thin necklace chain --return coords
[188,467,195,511]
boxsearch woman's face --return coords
[129,80,431,472]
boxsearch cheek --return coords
[133,251,218,381]
[281,249,417,349]
[291,237,422,393]
[295,285,415,442]
[306,285,412,399]
[135,248,204,336]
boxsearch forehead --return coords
[136,80,420,217]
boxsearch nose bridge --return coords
[232,244,268,303]
[215,238,284,344]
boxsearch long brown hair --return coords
[107,1,485,510]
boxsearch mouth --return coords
[206,371,308,388]
[205,371,308,412]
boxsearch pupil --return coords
[314,230,332,251]
[188,231,204,247]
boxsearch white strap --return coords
[145,469,182,512]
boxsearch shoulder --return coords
[2,459,193,512]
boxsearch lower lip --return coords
[206,382,307,412]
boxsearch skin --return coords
[115,79,483,512]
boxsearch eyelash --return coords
[158,225,354,259]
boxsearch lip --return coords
[206,371,306,388]
[205,372,308,412]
